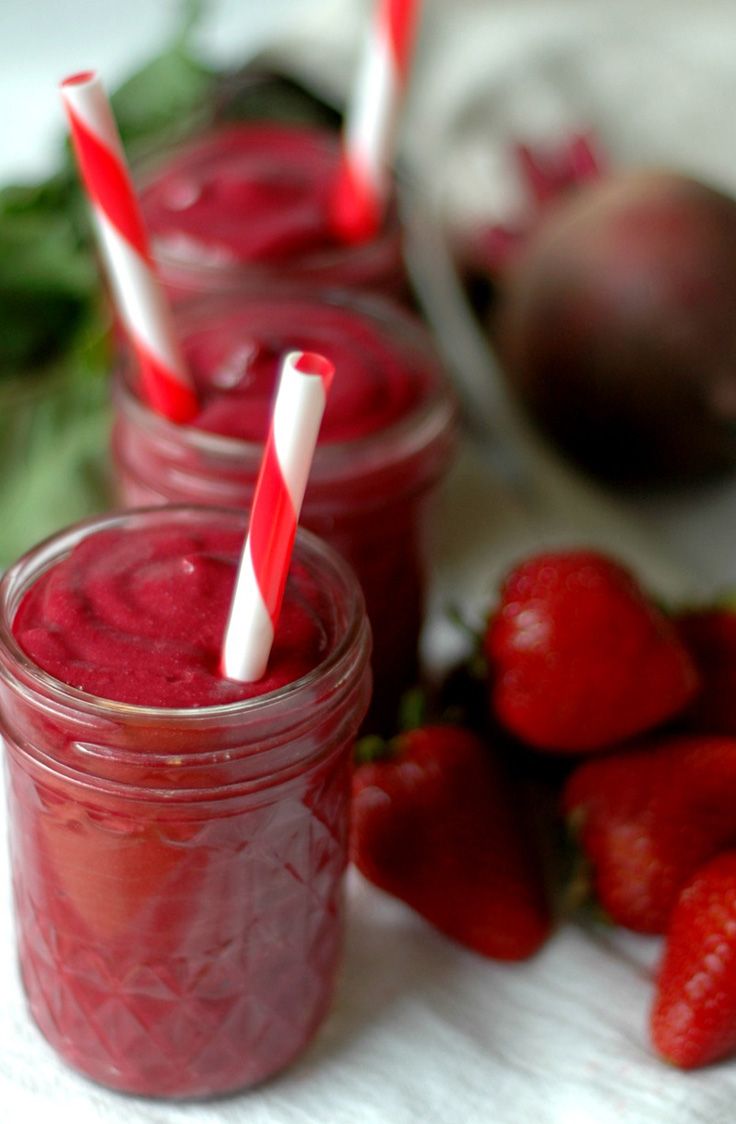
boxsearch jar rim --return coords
[138,120,404,277]
[0,504,369,728]
[116,285,458,486]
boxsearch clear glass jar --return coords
[0,506,371,1098]
[111,287,458,731]
[137,121,409,302]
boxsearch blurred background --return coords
[5,0,736,582]
[7,0,736,186]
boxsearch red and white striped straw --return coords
[221,351,334,683]
[330,0,422,243]
[60,71,199,423]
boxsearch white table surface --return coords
[4,2,736,1121]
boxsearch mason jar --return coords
[0,506,371,1097]
[111,287,458,730]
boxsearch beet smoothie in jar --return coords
[112,287,458,730]
[0,506,371,1098]
[138,122,408,301]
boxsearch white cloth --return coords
[5,2,736,1121]
[1,758,734,1124]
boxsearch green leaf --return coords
[0,210,94,295]
[0,209,97,370]
[354,735,392,766]
[398,687,428,732]
[111,42,214,158]
[0,361,113,565]
[0,172,78,220]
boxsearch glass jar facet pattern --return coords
[0,508,371,1097]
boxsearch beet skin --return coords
[494,170,736,484]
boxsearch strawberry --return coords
[351,725,551,960]
[485,549,698,752]
[677,607,736,735]
[651,851,736,1068]
[564,735,736,933]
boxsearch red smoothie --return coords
[0,507,371,1097]
[112,288,458,730]
[139,122,407,300]
[14,522,326,708]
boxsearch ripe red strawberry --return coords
[351,725,551,960]
[485,550,698,752]
[564,735,736,933]
[677,607,736,735]
[652,851,736,1068]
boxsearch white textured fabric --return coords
[5,2,736,1121]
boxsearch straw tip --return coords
[292,351,335,390]
[60,69,97,91]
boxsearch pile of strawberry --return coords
[351,548,736,1070]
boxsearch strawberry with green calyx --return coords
[351,724,552,960]
[564,734,736,934]
[651,851,736,1069]
[485,549,698,753]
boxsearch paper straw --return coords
[330,0,422,243]
[221,351,334,683]
[60,70,199,423]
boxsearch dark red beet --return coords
[493,170,736,484]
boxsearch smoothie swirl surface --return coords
[13,525,329,709]
[141,123,359,266]
[179,294,428,442]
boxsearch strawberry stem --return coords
[445,602,482,644]
[444,603,487,678]
[398,686,427,732]
[354,735,392,765]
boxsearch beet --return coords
[493,169,736,484]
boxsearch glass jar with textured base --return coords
[0,507,371,1098]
